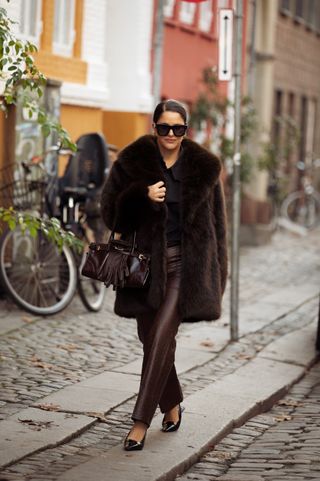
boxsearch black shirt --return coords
[158,147,183,246]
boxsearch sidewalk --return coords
[176,360,320,480]
[0,228,319,481]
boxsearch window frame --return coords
[198,0,213,33]
[294,0,304,20]
[18,0,43,46]
[179,2,197,26]
[164,0,175,18]
[53,0,76,58]
[273,89,283,150]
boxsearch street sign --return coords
[218,9,233,81]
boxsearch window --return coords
[199,0,213,33]
[285,92,296,171]
[53,0,76,57]
[306,98,316,163]
[288,92,295,118]
[19,0,42,45]
[306,0,315,25]
[273,90,283,149]
[294,0,304,20]
[299,96,307,162]
[279,0,291,13]
[315,0,320,32]
[179,2,196,25]
[164,0,175,18]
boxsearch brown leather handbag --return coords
[81,231,150,290]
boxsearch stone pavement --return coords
[175,360,320,481]
[0,228,319,480]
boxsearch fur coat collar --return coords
[118,134,221,203]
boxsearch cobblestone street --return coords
[176,361,320,481]
[0,228,319,480]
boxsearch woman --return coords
[100,99,228,451]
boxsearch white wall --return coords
[62,0,109,106]
[104,0,153,113]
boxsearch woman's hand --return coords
[148,181,166,202]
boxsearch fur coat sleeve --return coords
[100,161,157,234]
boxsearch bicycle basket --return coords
[0,162,48,211]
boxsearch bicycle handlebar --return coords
[30,145,74,165]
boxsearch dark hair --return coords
[153,99,187,124]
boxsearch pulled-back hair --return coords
[153,99,187,124]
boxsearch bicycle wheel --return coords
[0,228,77,315]
[281,191,320,229]
[77,250,106,312]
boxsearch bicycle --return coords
[0,133,109,315]
[280,158,320,230]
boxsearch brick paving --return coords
[175,361,320,481]
[0,228,319,480]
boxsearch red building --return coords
[153,0,248,110]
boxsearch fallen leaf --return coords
[200,340,214,348]
[278,399,303,407]
[18,418,54,430]
[235,353,253,360]
[274,414,293,422]
[63,371,81,380]
[21,316,34,323]
[56,343,80,352]
[85,411,107,421]
[31,360,55,370]
[212,451,233,460]
[34,403,61,411]
[29,355,67,373]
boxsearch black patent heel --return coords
[162,404,185,432]
[123,430,147,451]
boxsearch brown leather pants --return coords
[132,245,183,427]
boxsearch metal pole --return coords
[153,0,165,107]
[248,0,256,98]
[230,0,243,342]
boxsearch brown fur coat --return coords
[100,134,228,321]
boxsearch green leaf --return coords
[8,218,16,230]
[41,124,51,137]
[28,226,38,237]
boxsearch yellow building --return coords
[0,0,154,169]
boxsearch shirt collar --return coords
[158,146,184,181]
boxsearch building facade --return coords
[160,0,230,104]
[0,0,154,170]
[242,0,320,242]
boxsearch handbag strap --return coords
[110,230,136,254]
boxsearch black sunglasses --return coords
[155,123,187,137]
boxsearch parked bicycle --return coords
[0,133,109,315]
[280,158,320,230]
